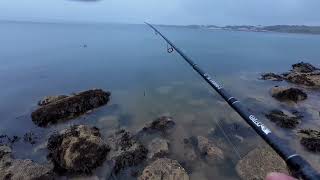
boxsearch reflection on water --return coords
[0,21,320,179]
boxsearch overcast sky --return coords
[0,0,319,25]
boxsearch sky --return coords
[0,0,319,25]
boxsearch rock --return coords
[195,136,224,163]
[0,135,20,147]
[298,129,320,153]
[138,116,176,136]
[147,138,169,159]
[23,132,38,145]
[0,146,54,180]
[285,73,318,86]
[138,158,189,180]
[107,129,148,173]
[265,110,300,129]
[292,62,319,73]
[32,89,111,127]
[236,147,289,180]
[47,125,110,174]
[271,87,307,102]
[261,73,284,81]
[38,95,68,106]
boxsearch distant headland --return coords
[158,24,320,35]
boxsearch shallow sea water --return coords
[0,21,320,179]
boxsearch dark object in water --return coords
[261,73,284,81]
[292,62,319,73]
[107,129,148,173]
[0,135,20,147]
[31,89,110,127]
[265,110,300,129]
[298,129,320,153]
[23,132,38,145]
[271,87,307,102]
[139,116,175,136]
[47,125,110,174]
[146,22,320,179]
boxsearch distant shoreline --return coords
[158,24,320,35]
[1,20,320,35]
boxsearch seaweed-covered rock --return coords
[38,95,68,106]
[236,147,288,180]
[271,87,307,102]
[261,73,284,81]
[292,62,319,73]
[138,116,176,136]
[47,125,110,174]
[0,146,54,180]
[107,129,148,173]
[147,138,169,159]
[298,129,320,153]
[265,110,300,129]
[32,89,111,127]
[139,158,189,180]
[285,73,318,86]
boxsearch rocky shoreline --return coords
[261,62,320,154]
[1,62,319,179]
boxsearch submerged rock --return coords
[292,62,319,73]
[265,110,301,129]
[298,129,320,153]
[261,73,284,81]
[147,138,169,159]
[138,116,176,136]
[47,125,110,174]
[271,87,307,102]
[0,146,54,180]
[38,95,68,106]
[0,135,20,147]
[107,129,148,173]
[32,89,111,127]
[195,136,224,163]
[236,147,288,180]
[139,158,189,180]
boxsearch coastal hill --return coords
[159,24,320,35]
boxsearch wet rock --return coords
[261,73,284,81]
[38,95,68,106]
[236,147,288,180]
[298,129,320,153]
[138,158,189,180]
[265,110,300,129]
[107,129,148,173]
[195,136,224,163]
[292,62,319,73]
[138,116,176,136]
[271,87,307,102]
[32,89,111,127]
[147,138,169,159]
[47,125,110,174]
[285,73,318,86]
[0,146,54,180]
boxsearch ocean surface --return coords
[0,21,320,179]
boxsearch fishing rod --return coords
[145,22,320,180]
